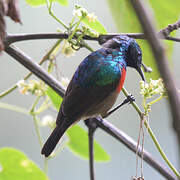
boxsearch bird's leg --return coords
[102,95,135,118]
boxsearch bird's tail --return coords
[41,117,71,157]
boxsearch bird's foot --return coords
[125,94,135,104]
[102,94,135,118]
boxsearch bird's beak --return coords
[137,66,145,81]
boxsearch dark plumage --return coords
[41,35,145,157]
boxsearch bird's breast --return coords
[84,90,119,118]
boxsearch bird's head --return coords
[103,36,145,81]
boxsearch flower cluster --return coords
[73,5,88,17]
[86,13,97,22]
[73,4,97,22]
[61,40,76,57]
[82,25,99,37]
[140,78,167,99]
[17,79,46,96]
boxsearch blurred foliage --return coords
[46,86,63,110]
[67,125,110,162]
[0,148,48,180]
[107,0,180,80]
[81,17,107,34]
[26,0,68,6]
[73,5,107,34]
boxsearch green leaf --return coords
[81,17,107,34]
[26,0,68,6]
[66,125,110,162]
[107,0,180,80]
[46,86,63,110]
[0,148,48,180]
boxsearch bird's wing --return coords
[58,49,122,122]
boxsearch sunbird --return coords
[41,36,145,157]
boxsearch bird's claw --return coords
[126,94,135,104]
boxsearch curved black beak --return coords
[137,66,145,81]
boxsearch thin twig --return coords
[85,119,98,180]
[29,96,43,147]
[159,19,180,37]
[0,102,29,115]
[165,36,180,43]
[0,39,62,98]
[130,0,180,169]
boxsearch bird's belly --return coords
[84,91,119,118]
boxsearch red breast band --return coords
[116,67,126,93]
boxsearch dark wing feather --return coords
[60,79,119,119]
[57,48,121,124]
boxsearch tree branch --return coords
[129,0,180,162]
[4,44,177,180]
[4,45,65,97]
[159,19,180,37]
[4,19,180,47]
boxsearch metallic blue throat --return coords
[73,48,127,88]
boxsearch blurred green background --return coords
[0,0,180,179]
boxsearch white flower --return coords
[61,40,76,57]
[41,115,54,127]
[140,78,166,98]
[19,87,29,95]
[17,80,25,88]
[34,90,43,96]
[86,13,97,22]
[150,79,159,87]
[79,7,88,16]
[28,80,36,90]
[73,9,82,17]
[73,5,88,17]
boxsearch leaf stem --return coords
[35,98,51,115]
[68,17,83,42]
[46,0,68,30]
[122,87,180,178]
[81,41,94,52]
[148,95,163,106]
[32,115,43,147]
[0,85,16,98]
[29,97,43,147]
[122,87,142,116]
[144,119,180,179]
[44,158,48,174]
[0,102,29,115]
[29,96,50,174]
[29,96,40,114]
